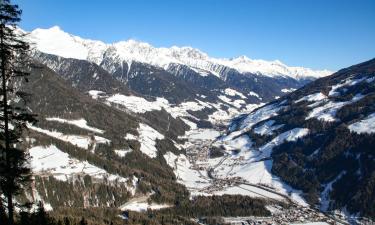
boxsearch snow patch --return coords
[106,94,166,113]
[224,88,246,99]
[88,90,105,99]
[120,197,170,212]
[348,113,375,134]
[295,92,327,103]
[114,149,133,158]
[320,171,346,211]
[248,91,260,99]
[137,123,164,158]
[281,88,296,93]
[253,120,284,136]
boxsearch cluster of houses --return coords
[220,205,337,225]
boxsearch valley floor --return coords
[165,119,352,224]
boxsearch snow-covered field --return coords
[136,123,164,158]
[106,94,167,113]
[95,91,241,123]
[90,88,263,131]
[29,145,127,182]
[28,125,110,149]
[46,117,104,133]
[120,195,170,212]
[28,125,110,150]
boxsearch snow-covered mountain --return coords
[213,58,375,220]
[27,26,332,80]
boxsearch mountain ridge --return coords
[26,26,333,80]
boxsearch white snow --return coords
[27,26,332,80]
[306,94,364,122]
[45,117,104,133]
[88,90,105,99]
[248,91,260,99]
[220,135,252,152]
[28,26,90,60]
[366,76,375,83]
[125,133,137,140]
[222,101,284,141]
[224,88,246,99]
[320,171,346,211]
[218,95,245,108]
[215,56,332,79]
[105,93,208,119]
[239,103,285,132]
[254,128,309,159]
[253,120,284,136]
[120,196,170,212]
[180,118,198,129]
[167,101,207,117]
[213,128,310,205]
[328,77,366,97]
[207,101,257,125]
[29,145,127,182]
[28,125,109,149]
[114,149,133,158]
[137,123,164,158]
[106,94,166,113]
[281,88,296,93]
[295,92,327,103]
[348,113,375,134]
[164,151,210,194]
[30,126,93,149]
[182,129,221,141]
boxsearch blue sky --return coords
[14,0,375,71]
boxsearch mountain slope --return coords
[20,63,192,210]
[218,58,375,219]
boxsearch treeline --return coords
[161,195,271,218]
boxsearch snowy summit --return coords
[27,26,332,80]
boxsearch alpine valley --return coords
[14,26,374,224]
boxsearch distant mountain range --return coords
[28,26,332,80]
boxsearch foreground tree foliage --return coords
[0,0,36,224]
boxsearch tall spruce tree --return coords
[0,0,36,224]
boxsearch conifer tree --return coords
[0,0,36,224]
